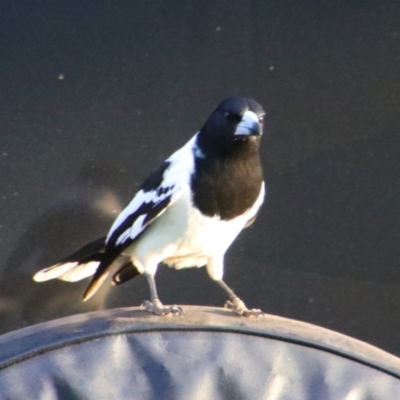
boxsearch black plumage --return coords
[191,141,263,219]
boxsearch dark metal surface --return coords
[1,306,400,376]
[1,307,400,399]
[0,1,399,355]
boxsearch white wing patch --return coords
[115,214,146,245]
[107,190,156,243]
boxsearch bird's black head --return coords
[197,96,265,156]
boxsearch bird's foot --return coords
[225,298,264,319]
[142,300,184,317]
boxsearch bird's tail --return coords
[33,237,107,283]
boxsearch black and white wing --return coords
[106,136,197,251]
[82,135,197,300]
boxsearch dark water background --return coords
[0,1,399,355]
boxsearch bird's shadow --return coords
[0,160,127,334]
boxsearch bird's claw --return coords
[142,300,184,317]
[225,299,264,319]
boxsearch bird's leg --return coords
[142,273,183,316]
[216,280,263,318]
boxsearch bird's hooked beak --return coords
[234,111,262,138]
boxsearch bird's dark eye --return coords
[224,111,233,120]
[259,116,264,124]
[224,111,241,122]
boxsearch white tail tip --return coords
[33,261,99,283]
